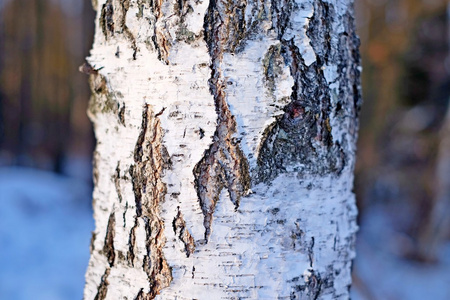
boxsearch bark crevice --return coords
[93,268,111,300]
[103,212,116,267]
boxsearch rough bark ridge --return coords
[84,0,360,299]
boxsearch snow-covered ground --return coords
[0,167,94,300]
[0,166,449,299]
[351,204,450,300]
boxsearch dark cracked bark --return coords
[255,0,361,183]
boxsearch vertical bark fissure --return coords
[93,268,111,300]
[103,212,116,267]
[127,217,138,266]
[194,0,251,242]
[113,162,123,203]
[130,104,172,299]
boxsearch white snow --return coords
[0,167,94,300]
[351,204,450,300]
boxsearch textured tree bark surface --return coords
[84,0,361,299]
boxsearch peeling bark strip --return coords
[194,0,251,241]
[130,104,172,298]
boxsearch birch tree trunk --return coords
[83,0,361,299]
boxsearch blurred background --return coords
[0,0,449,299]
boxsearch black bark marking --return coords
[92,151,100,186]
[130,164,143,217]
[90,232,97,254]
[172,208,196,257]
[306,1,333,64]
[203,0,248,54]
[295,270,323,300]
[123,201,129,227]
[195,0,251,241]
[127,217,138,267]
[94,268,110,300]
[103,212,116,267]
[114,162,123,203]
[289,266,338,300]
[118,103,126,126]
[198,127,205,139]
[134,104,150,162]
[130,105,152,218]
[262,43,285,95]
[308,236,315,268]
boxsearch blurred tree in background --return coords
[0,0,95,177]
[355,0,449,261]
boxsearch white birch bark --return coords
[83,0,361,299]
